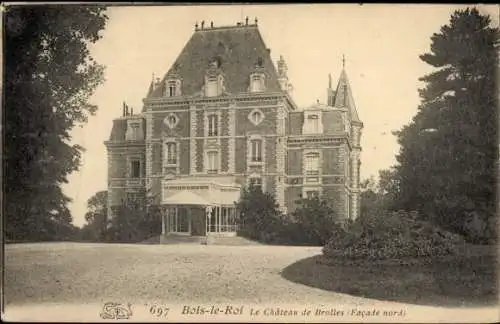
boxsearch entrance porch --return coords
[160,178,241,240]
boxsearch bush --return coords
[236,185,283,243]
[288,197,344,245]
[323,210,464,261]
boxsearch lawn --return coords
[282,244,498,307]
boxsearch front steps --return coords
[156,234,261,246]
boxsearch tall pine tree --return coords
[393,8,498,239]
[4,6,108,241]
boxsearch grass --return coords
[281,244,498,307]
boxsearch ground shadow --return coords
[281,248,498,307]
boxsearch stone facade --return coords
[104,21,363,223]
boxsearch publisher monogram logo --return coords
[100,302,133,320]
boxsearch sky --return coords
[62,4,499,227]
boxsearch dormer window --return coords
[125,120,144,141]
[303,111,323,134]
[308,114,319,133]
[168,82,176,97]
[205,74,224,97]
[250,73,265,92]
[165,79,181,97]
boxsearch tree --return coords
[106,191,162,243]
[393,8,498,240]
[4,5,108,241]
[359,169,400,217]
[291,197,342,245]
[236,185,283,242]
[79,190,108,241]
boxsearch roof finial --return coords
[342,54,346,69]
[255,17,258,25]
[245,16,249,25]
[210,21,214,28]
[195,21,198,30]
[201,20,205,29]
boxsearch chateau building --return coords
[105,19,363,238]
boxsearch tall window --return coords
[308,114,320,133]
[250,139,263,162]
[166,142,177,165]
[305,152,320,175]
[207,151,219,173]
[249,177,262,191]
[208,114,218,137]
[131,160,141,178]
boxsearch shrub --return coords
[290,197,344,246]
[323,210,464,260]
[236,185,283,243]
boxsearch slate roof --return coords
[332,69,362,123]
[147,24,282,99]
[108,119,127,141]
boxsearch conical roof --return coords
[332,69,362,124]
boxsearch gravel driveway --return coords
[5,243,498,323]
[5,242,366,306]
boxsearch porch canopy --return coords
[163,190,212,206]
[161,177,241,206]
[160,177,241,235]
